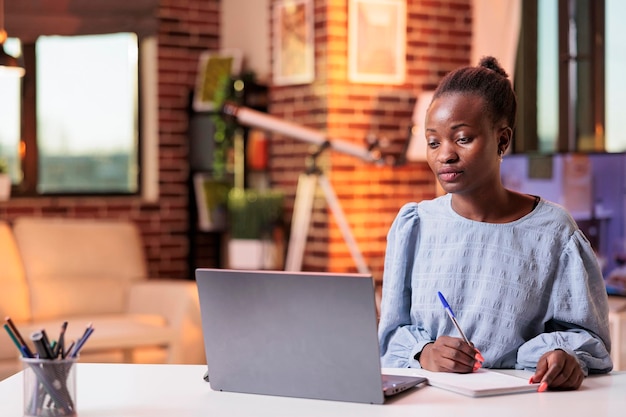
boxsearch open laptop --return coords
[195,268,426,404]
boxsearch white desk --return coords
[0,364,625,417]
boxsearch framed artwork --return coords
[272,0,315,86]
[193,49,243,112]
[348,0,406,84]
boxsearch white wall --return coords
[471,0,521,77]
[221,0,271,83]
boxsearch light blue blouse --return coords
[378,194,613,374]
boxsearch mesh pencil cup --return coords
[21,356,77,417]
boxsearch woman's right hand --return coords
[419,336,483,373]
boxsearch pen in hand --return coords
[437,291,485,365]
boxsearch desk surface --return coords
[1,364,625,417]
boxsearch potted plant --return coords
[227,188,285,270]
[210,71,257,182]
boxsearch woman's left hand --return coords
[530,349,584,391]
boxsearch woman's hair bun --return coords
[478,56,508,78]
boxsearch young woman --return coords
[378,56,612,391]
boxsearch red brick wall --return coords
[268,0,472,282]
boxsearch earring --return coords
[497,149,503,162]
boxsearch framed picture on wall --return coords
[272,0,315,86]
[193,49,243,112]
[348,0,406,84]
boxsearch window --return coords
[35,33,139,194]
[536,0,558,153]
[605,0,626,152]
[517,0,626,154]
[4,33,142,196]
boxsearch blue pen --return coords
[71,325,94,357]
[437,291,473,347]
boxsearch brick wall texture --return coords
[0,0,471,283]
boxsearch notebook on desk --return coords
[388,367,539,398]
[195,268,426,404]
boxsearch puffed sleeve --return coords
[516,230,613,374]
[378,203,433,368]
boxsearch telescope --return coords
[222,102,384,165]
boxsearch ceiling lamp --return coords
[0,0,24,77]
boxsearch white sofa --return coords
[0,217,205,380]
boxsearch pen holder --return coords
[21,357,77,417]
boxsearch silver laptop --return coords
[195,268,426,404]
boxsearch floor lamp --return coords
[222,103,383,274]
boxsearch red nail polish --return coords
[538,382,548,392]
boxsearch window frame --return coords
[557,0,605,152]
[515,0,606,154]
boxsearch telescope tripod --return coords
[284,146,370,274]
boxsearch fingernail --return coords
[538,382,548,392]
[473,361,482,372]
[474,351,485,363]
[528,376,534,384]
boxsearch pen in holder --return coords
[21,356,77,417]
[4,318,94,417]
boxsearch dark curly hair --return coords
[432,56,517,130]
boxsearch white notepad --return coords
[386,368,540,397]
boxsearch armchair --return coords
[0,217,205,380]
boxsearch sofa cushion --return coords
[27,277,133,321]
[17,313,174,356]
[13,217,148,320]
[0,221,30,323]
